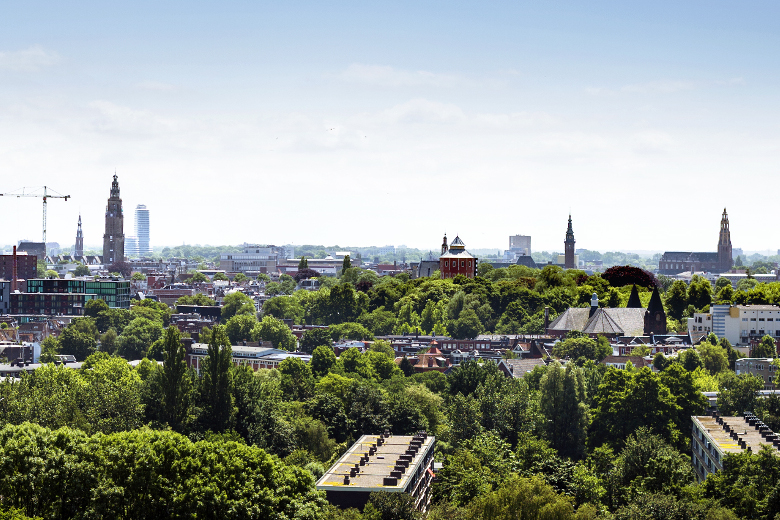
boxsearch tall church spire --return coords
[564,215,576,269]
[74,214,84,257]
[718,208,733,272]
[103,174,125,265]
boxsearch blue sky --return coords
[1,1,778,253]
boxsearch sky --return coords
[0,1,778,253]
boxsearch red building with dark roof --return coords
[439,235,477,279]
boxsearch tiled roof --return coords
[440,250,475,259]
[547,308,591,332]
[499,358,547,378]
[660,252,720,262]
[602,355,649,368]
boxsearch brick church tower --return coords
[103,174,125,265]
[564,215,576,269]
[717,208,733,272]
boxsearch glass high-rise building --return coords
[134,204,150,257]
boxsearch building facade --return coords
[694,304,780,347]
[658,209,734,274]
[439,235,477,279]
[0,252,37,282]
[135,204,150,256]
[102,174,125,265]
[220,245,281,275]
[735,358,777,390]
[564,215,576,269]
[24,278,131,309]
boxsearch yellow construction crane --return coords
[0,186,70,243]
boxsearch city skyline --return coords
[0,2,779,251]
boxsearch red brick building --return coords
[439,235,477,279]
[0,253,37,282]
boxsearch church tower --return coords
[441,234,448,256]
[102,174,125,265]
[717,208,733,272]
[74,214,84,257]
[564,215,576,269]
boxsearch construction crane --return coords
[0,186,70,244]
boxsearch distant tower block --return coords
[509,235,531,255]
[74,214,84,257]
[135,204,150,257]
[102,174,125,264]
[564,215,576,269]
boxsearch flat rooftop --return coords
[317,434,434,492]
[694,415,779,453]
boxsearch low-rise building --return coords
[184,342,310,373]
[705,304,780,347]
[735,358,777,390]
[316,432,435,512]
[691,413,780,481]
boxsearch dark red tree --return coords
[601,265,658,289]
[107,261,132,278]
[294,268,321,282]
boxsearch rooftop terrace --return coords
[317,432,434,492]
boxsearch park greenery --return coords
[6,263,780,518]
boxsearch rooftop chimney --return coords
[11,246,18,293]
[589,292,599,318]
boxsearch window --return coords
[743,318,748,322]
[751,318,757,321]
[760,318,766,322]
[770,319,775,322]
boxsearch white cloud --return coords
[0,46,59,71]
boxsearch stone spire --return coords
[441,233,448,256]
[74,214,84,257]
[564,215,576,269]
[718,208,733,272]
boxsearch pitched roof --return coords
[582,309,626,335]
[547,308,591,332]
[647,287,664,314]
[499,358,547,378]
[602,355,649,368]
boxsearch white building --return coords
[688,304,780,347]
[135,204,150,256]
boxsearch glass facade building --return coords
[25,279,131,309]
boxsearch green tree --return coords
[298,256,308,269]
[590,367,681,450]
[233,272,248,283]
[59,318,98,361]
[753,335,777,358]
[84,298,109,318]
[399,356,415,377]
[363,492,419,520]
[718,372,763,415]
[251,316,297,350]
[201,325,234,432]
[278,357,315,400]
[221,291,255,320]
[224,314,257,344]
[311,345,337,377]
[539,362,588,459]
[99,327,119,354]
[449,308,483,339]
[698,340,729,373]
[74,264,91,276]
[38,335,60,363]
[189,271,208,283]
[117,317,164,359]
[665,280,689,320]
[341,255,351,273]
[300,327,332,354]
[158,326,192,431]
[130,271,145,281]
[553,336,611,362]
[213,272,228,281]
[43,270,60,279]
